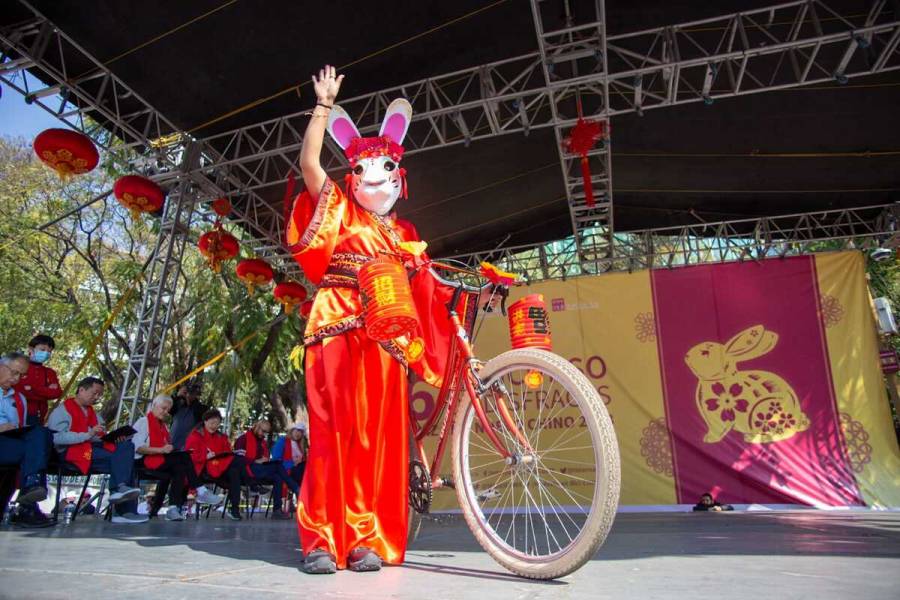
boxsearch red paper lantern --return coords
[235,258,274,295]
[198,230,239,273]
[563,118,607,208]
[273,282,308,311]
[357,257,420,341]
[33,128,99,178]
[114,175,165,219]
[298,300,313,320]
[212,197,232,217]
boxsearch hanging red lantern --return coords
[113,175,165,219]
[563,118,607,208]
[33,128,99,178]
[198,230,239,273]
[298,299,313,320]
[273,282,308,312]
[235,258,274,295]
[212,197,232,217]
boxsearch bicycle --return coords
[405,259,620,580]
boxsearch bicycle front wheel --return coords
[451,348,620,579]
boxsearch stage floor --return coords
[0,510,898,599]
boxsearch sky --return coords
[0,80,69,140]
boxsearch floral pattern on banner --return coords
[640,417,673,476]
[634,312,657,342]
[820,294,845,328]
[839,413,872,474]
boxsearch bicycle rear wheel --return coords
[451,348,620,579]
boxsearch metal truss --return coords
[114,158,198,426]
[445,203,899,283]
[530,0,613,271]
[0,1,297,276]
[194,1,900,242]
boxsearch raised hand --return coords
[312,64,344,105]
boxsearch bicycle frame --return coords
[408,262,533,490]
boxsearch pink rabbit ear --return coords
[379,98,412,145]
[326,105,361,150]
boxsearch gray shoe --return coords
[111,512,149,524]
[195,488,223,505]
[109,484,140,504]
[165,506,185,521]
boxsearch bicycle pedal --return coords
[438,476,455,490]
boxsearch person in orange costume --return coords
[288,65,488,574]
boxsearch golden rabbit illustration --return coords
[684,325,810,444]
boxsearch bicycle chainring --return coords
[409,459,432,514]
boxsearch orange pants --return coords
[297,328,409,568]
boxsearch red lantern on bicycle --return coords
[508,294,552,388]
[357,257,420,341]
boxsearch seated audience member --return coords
[185,408,246,521]
[235,419,299,520]
[169,381,208,450]
[0,352,52,527]
[14,335,62,426]
[132,394,223,521]
[47,376,147,524]
[271,422,307,491]
[693,492,734,512]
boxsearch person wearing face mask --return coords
[14,335,62,425]
[287,65,493,574]
[0,352,53,528]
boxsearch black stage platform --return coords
[1,511,898,599]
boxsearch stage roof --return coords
[4,0,899,257]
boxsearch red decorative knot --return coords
[33,128,99,178]
[198,230,239,273]
[563,118,608,208]
[235,259,274,295]
[113,175,165,219]
[344,135,405,166]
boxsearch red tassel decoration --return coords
[398,167,408,200]
[563,118,606,208]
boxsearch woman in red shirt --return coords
[185,408,247,520]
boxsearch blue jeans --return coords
[249,462,299,506]
[0,425,51,482]
[89,441,137,515]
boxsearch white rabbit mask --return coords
[326,99,412,216]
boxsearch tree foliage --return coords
[0,136,306,432]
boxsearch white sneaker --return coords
[195,489,223,506]
[111,512,149,524]
[109,485,140,504]
[165,506,185,521]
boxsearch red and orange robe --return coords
[287,178,474,568]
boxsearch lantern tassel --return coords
[245,281,255,296]
[580,156,595,208]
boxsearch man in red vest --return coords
[234,419,299,519]
[14,335,62,426]
[0,352,53,527]
[46,376,146,524]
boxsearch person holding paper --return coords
[185,408,246,521]
[235,419,299,520]
[132,394,223,520]
[0,352,53,527]
[46,376,146,524]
